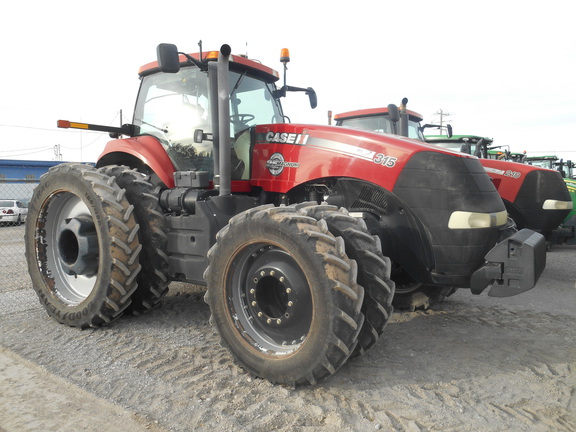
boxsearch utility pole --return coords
[53,144,62,161]
[435,109,452,134]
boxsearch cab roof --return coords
[335,107,424,122]
[425,134,494,144]
[138,51,280,83]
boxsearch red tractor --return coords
[25,44,545,386]
[426,135,573,243]
[335,101,570,308]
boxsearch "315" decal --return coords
[373,153,397,167]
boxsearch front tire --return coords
[25,163,142,328]
[205,205,364,386]
[294,203,394,356]
[392,272,456,311]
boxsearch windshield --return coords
[433,142,469,153]
[133,65,283,174]
[407,120,424,140]
[339,116,393,134]
[228,71,283,135]
[529,159,555,169]
[338,115,424,140]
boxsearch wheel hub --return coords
[248,266,297,329]
[230,245,313,351]
[57,216,99,277]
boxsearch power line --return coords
[0,111,123,157]
[0,111,122,134]
[0,124,60,132]
[0,145,53,153]
[1,147,54,158]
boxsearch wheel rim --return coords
[42,192,100,305]
[391,263,422,294]
[228,243,313,355]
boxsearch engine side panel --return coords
[250,124,470,193]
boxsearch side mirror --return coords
[194,129,213,143]
[387,104,400,123]
[447,124,453,138]
[157,43,181,73]
[475,138,485,158]
[306,88,317,109]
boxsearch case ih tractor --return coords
[426,137,575,246]
[26,44,546,386]
[335,103,573,246]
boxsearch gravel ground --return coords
[1,223,575,432]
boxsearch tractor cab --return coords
[425,134,496,159]
[334,104,426,140]
[134,50,285,181]
[527,155,575,179]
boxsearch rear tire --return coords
[24,163,142,328]
[100,165,169,314]
[205,204,364,386]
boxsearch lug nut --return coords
[288,301,293,307]
[286,288,292,294]
[276,319,282,325]
[251,301,257,307]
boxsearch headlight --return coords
[448,210,508,229]
[542,200,573,210]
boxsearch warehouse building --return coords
[0,159,74,200]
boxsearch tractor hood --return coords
[480,159,571,206]
[250,124,474,193]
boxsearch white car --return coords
[0,199,28,225]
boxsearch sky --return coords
[2,0,575,164]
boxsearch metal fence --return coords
[0,182,34,290]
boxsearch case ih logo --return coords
[265,132,309,145]
[266,153,300,176]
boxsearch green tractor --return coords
[526,155,576,245]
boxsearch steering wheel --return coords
[231,114,255,124]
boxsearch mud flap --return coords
[470,229,546,297]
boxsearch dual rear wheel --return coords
[25,164,142,328]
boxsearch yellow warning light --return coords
[280,48,290,64]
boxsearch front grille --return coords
[352,186,389,215]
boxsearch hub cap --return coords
[43,192,100,305]
[229,244,313,354]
